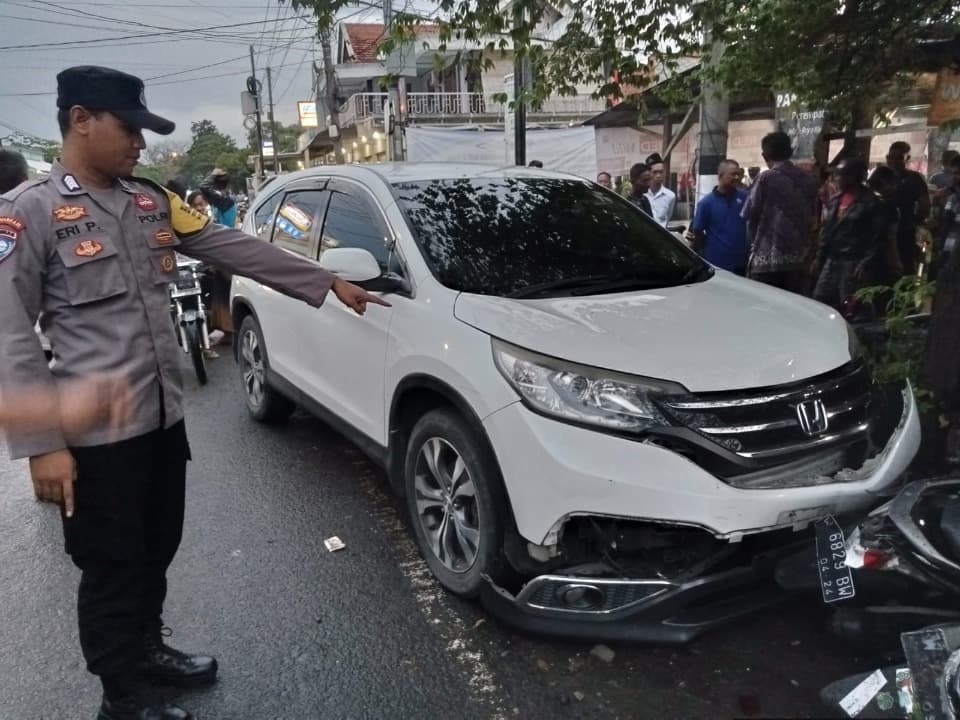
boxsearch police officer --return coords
[0,66,388,720]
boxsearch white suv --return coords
[231,164,920,640]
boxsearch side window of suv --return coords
[320,181,392,272]
[273,189,327,257]
[253,192,283,240]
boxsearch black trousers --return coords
[63,421,190,678]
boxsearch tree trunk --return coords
[921,249,960,469]
[841,97,875,162]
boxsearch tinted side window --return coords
[273,189,327,257]
[320,184,391,272]
[253,192,282,240]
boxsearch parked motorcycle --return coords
[168,256,211,385]
[776,479,960,644]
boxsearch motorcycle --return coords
[776,479,960,718]
[168,255,211,385]
[776,478,960,643]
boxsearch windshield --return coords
[393,177,707,297]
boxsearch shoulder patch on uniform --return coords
[62,174,81,192]
[53,205,89,222]
[0,217,22,263]
[0,216,25,232]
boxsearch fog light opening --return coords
[557,583,605,610]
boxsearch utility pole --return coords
[319,27,342,162]
[695,24,729,203]
[249,44,266,181]
[512,3,528,166]
[266,66,280,174]
[384,0,405,162]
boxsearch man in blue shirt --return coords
[689,159,749,275]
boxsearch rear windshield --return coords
[393,177,703,297]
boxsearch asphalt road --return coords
[0,356,878,719]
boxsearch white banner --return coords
[405,126,598,180]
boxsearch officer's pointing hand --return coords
[331,277,392,316]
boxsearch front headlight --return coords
[492,339,684,432]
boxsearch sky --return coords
[0,0,391,148]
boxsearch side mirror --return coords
[318,247,409,294]
[319,247,381,282]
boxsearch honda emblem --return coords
[796,399,829,436]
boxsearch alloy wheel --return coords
[413,437,481,573]
[240,328,265,409]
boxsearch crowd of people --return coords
[599,134,960,317]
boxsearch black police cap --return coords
[57,66,175,136]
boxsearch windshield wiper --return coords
[507,267,714,299]
[506,275,624,299]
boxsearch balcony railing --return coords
[336,91,606,127]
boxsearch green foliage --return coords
[246,120,302,154]
[181,119,249,192]
[352,0,955,122]
[856,276,937,409]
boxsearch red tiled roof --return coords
[342,22,442,64]
[343,23,386,63]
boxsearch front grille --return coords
[658,361,874,467]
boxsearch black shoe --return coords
[97,695,193,720]
[140,629,218,688]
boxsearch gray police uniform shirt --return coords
[0,161,336,459]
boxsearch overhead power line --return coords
[0,16,311,51]
[0,58,313,97]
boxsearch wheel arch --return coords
[387,375,501,499]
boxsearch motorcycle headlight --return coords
[175,269,194,290]
[492,339,683,432]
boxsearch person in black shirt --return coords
[885,141,931,276]
[813,158,888,311]
[628,162,653,216]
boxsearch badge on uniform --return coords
[134,193,158,212]
[53,205,89,222]
[154,229,175,245]
[62,174,81,192]
[75,239,104,257]
[0,216,24,263]
[160,254,175,272]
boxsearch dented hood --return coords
[454,272,853,392]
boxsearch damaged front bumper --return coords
[480,561,788,643]
[484,382,920,546]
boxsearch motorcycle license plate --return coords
[815,516,856,603]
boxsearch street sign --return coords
[262,140,274,153]
[298,101,318,128]
[774,90,827,161]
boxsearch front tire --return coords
[404,408,507,597]
[237,315,295,423]
[185,322,207,385]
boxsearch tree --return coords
[246,120,302,155]
[135,140,188,187]
[181,119,249,192]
